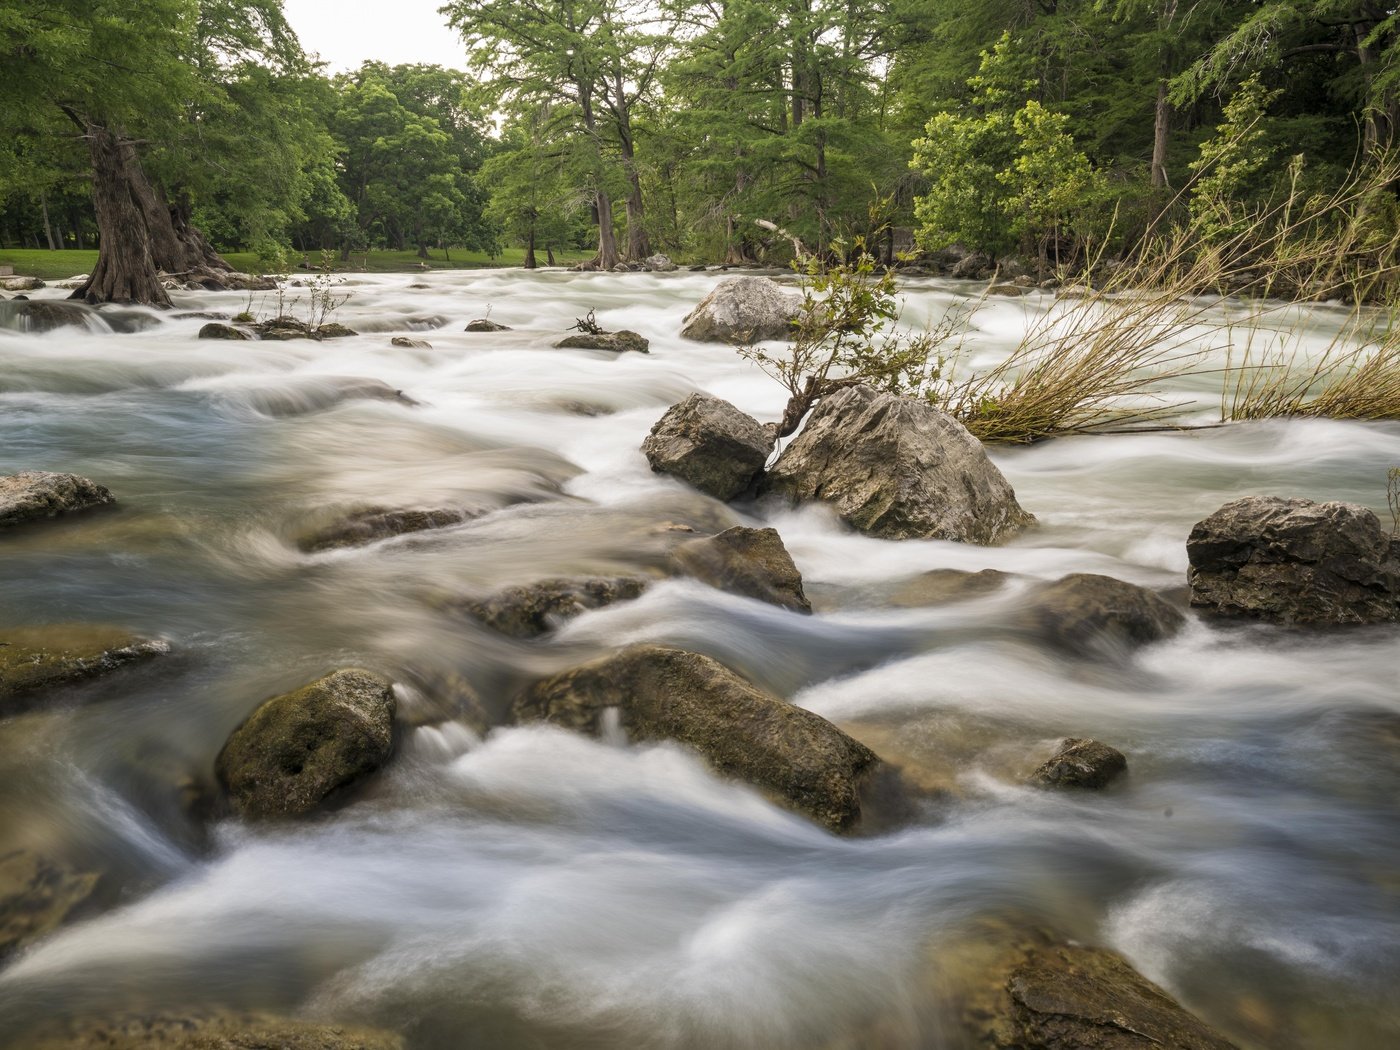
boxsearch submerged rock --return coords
[1187,496,1400,624]
[297,506,474,552]
[760,385,1034,543]
[0,849,101,957]
[465,317,511,332]
[1,470,115,528]
[890,568,1013,607]
[197,321,251,340]
[390,336,432,349]
[29,1012,404,1049]
[1029,737,1127,789]
[680,276,802,342]
[1020,573,1184,655]
[0,624,168,715]
[515,645,883,831]
[670,526,811,612]
[641,393,773,500]
[215,669,396,819]
[1,299,94,332]
[455,576,650,638]
[554,330,650,353]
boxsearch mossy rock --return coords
[28,1011,404,1049]
[553,330,649,353]
[0,624,169,715]
[0,470,114,528]
[0,849,101,958]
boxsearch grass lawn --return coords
[0,246,595,281]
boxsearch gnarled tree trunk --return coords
[590,191,621,270]
[72,124,170,307]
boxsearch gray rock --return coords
[1020,573,1184,655]
[1,299,94,332]
[644,253,677,272]
[1187,496,1400,624]
[760,385,1034,543]
[198,321,251,340]
[455,576,649,637]
[554,330,650,353]
[1030,738,1127,789]
[515,646,884,832]
[465,318,510,332]
[391,336,432,349]
[315,321,358,338]
[681,276,802,342]
[0,849,100,958]
[0,624,169,716]
[215,669,396,819]
[670,526,811,612]
[951,252,993,279]
[297,506,473,552]
[0,275,44,291]
[641,393,773,500]
[0,470,115,528]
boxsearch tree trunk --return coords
[524,227,537,269]
[1151,78,1171,188]
[71,124,170,307]
[591,191,620,270]
[624,177,650,261]
[39,190,57,250]
[416,242,430,259]
[546,244,556,267]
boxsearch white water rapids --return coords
[0,271,1397,1048]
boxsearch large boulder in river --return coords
[641,393,773,500]
[1187,496,1400,624]
[0,624,168,716]
[1019,573,1184,656]
[515,646,883,832]
[760,385,1034,543]
[215,669,396,819]
[681,276,802,342]
[455,576,650,638]
[1,470,114,528]
[670,526,811,612]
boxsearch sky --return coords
[282,0,468,73]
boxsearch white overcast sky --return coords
[283,0,468,72]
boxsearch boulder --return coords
[1187,496,1400,624]
[465,318,510,332]
[987,283,1028,297]
[1029,738,1127,789]
[2,299,94,332]
[670,526,811,612]
[680,276,802,342]
[951,252,993,280]
[644,253,677,272]
[215,669,396,819]
[554,330,649,353]
[29,1012,404,1049]
[515,646,883,832]
[315,322,358,339]
[220,272,279,291]
[1019,573,1184,655]
[640,392,773,500]
[0,624,169,716]
[890,568,1013,607]
[1,470,115,528]
[297,506,473,552]
[390,336,432,349]
[455,576,649,638]
[0,275,44,291]
[197,321,251,340]
[0,849,101,957]
[760,385,1034,543]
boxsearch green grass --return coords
[0,246,594,281]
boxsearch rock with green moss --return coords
[1,470,115,528]
[1029,737,1127,789]
[0,849,101,958]
[196,322,251,340]
[215,669,396,819]
[0,624,169,715]
[515,645,883,832]
[670,526,810,612]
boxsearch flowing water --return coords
[0,272,1397,1048]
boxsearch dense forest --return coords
[3,1,1400,297]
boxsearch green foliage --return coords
[1188,76,1281,241]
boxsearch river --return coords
[1,270,1397,1048]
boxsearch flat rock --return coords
[215,669,396,819]
[681,276,802,342]
[0,849,101,957]
[455,576,649,637]
[0,470,115,528]
[0,624,169,715]
[1029,737,1127,789]
[641,392,773,500]
[1019,573,1185,655]
[515,645,883,832]
[0,275,44,291]
[554,330,649,353]
[197,321,251,340]
[890,568,1014,607]
[1187,496,1400,624]
[28,1012,404,1049]
[297,507,473,552]
[670,526,811,612]
[760,385,1034,543]
[390,336,432,349]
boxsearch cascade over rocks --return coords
[515,645,886,832]
[1187,496,1400,624]
[1019,573,1185,656]
[0,300,95,332]
[680,276,802,342]
[669,526,811,612]
[455,576,650,637]
[641,393,773,500]
[0,624,169,716]
[215,669,396,819]
[1,470,115,527]
[760,385,1034,543]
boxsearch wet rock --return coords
[297,506,473,552]
[30,1011,404,1049]
[197,321,251,340]
[465,317,511,332]
[1020,573,1184,655]
[760,385,1034,543]
[0,275,44,291]
[890,568,1013,607]
[0,849,101,957]
[390,336,432,349]
[644,253,677,272]
[641,392,773,500]
[315,321,358,338]
[173,311,230,321]
[215,668,396,819]
[0,624,169,715]
[244,377,419,418]
[1187,496,1400,624]
[1,470,115,528]
[670,526,811,612]
[951,252,993,280]
[681,276,802,342]
[515,646,883,832]
[2,299,94,332]
[1030,737,1127,789]
[455,576,650,638]
[219,272,279,291]
[554,330,650,353]
[987,283,1028,297]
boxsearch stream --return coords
[1,270,1398,1048]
